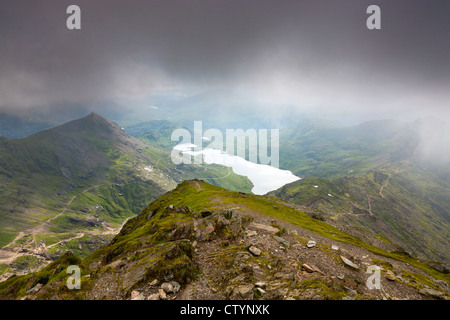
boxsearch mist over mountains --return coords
[1,111,449,266]
[0,0,449,302]
[1,1,450,122]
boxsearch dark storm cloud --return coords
[0,0,449,119]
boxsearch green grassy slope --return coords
[112,180,448,282]
[1,180,447,300]
[269,165,450,265]
[274,118,450,266]
[279,119,411,178]
[0,113,253,273]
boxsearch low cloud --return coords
[0,0,449,122]
[413,117,450,168]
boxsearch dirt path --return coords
[4,232,26,250]
[46,194,77,224]
[0,251,27,265]
[367,195,373,215]
[3,184,105,250]
[2,195,77,250]
[0,184,124,267]
[45,233,85,249]
[364,173,391,215]
[379,174,391,199]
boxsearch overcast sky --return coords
[1,0,449,122]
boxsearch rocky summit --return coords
[0,180,448,300]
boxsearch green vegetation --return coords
[0,113,254,275]
[0,252,82,299]
[371,258,394,271]
[35,233,77,247]
[299,278,347,300]
[11,255,42,271]
[0,179,448,300]
[0,232,17,248]
[373,234,394,245]
[122,180,449,283]
[271,223,286,236]
[1,113,449,300]
[269,167,450,265]
[400,270,444,292]
[0,264,11,276]
[274,118,450,267]
[279,119,415,179]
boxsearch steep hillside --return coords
[123,120,176,138]
[268,166,450,267]
[275,118,450,266]
[1,180,448,300]
[0,113,252,277]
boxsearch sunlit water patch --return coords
[174,143,300,195]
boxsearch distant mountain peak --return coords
[83,111,114,124]
[24,112,145,154]
[86,111,106,120]
[53,112,122,135]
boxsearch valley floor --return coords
[0,185,126,281]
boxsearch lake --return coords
[173,143,300,195]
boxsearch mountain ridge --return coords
[279,116,450,180]
[273,118,450,266]
[1,113,449,300]
[1,180,448,300]
[0,113,254,278]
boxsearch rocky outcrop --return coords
[1,181,448,301]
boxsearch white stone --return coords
[306,240,316,248]
[248,246,261,256]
